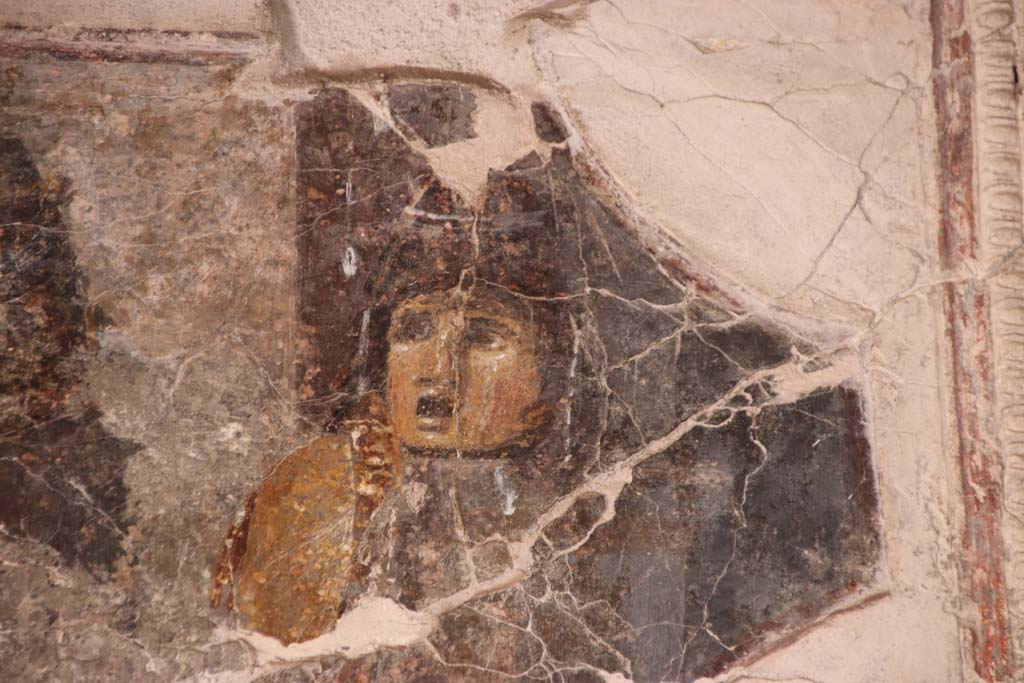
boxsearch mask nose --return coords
[418,311,461,388]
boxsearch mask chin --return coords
[404,417,549,460]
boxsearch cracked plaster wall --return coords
[0,0,1002,682]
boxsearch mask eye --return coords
[464,318,512,351]
[391,310,435,343]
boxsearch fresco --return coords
[208,87,882,682]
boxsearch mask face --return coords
[386,289,543,452]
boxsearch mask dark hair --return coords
[315,163,582,456]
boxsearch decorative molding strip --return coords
[932,0,1016,680]
[971,0,1024,678]
[0,25,262,66]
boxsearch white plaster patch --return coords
[493,467,519,516]
[215,596,435,666]
[341,246,358,278]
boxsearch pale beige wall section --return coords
[533,1,931,308]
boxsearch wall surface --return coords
[0,1,1019,682]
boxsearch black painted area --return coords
[531,101,569,143]
[0,137,139,578]
[387,83,477,147]
[553,388,879,681]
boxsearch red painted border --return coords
[931,0,1014,679]
[0,25,259,66]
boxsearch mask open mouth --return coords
[416,392,454,419]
